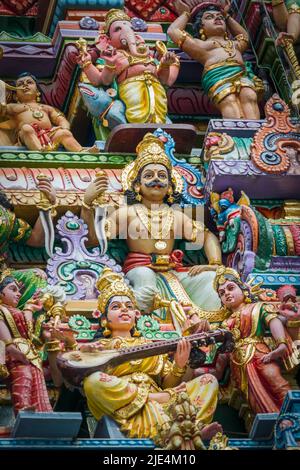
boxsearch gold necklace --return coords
[213,39,236,58]
[135,205,174,251]
[26,104,44,120]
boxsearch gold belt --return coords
[120,71,161,88]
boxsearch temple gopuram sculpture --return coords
[76,8,180,128]
[0,0,300,454]
[82,132,223,319]
[168,0,263,119]
[0,74,96,152]
[56,268,231,449]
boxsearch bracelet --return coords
[276,337,288,347]
[208,259,222,266]
[46,340,61,353]
[177,30,189,49]
[235,33,248,43]
[104,63,116,70]
[82,200,93,210]
[67,343,77,351]
[272,0,284,6]
[159,58,181,69]
[287,319,300,328]
[190,220,204,243]
[81,60,92,69]
[163,388,178,407]
[171,363,187,377]
[182,11,191,20]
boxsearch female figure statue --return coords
[214,266,292,414]
[0,271,52,414]
[66,268,222,444]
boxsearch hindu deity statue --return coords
[76,9,180,124]
[269,0,300,45]
[63,268,223,446]
[214,266,294,414]
[0,73,95,152]
[168,0,262,119]
[0,270,52,414]
[81,132,223,318]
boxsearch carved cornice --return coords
[0,151,135,167]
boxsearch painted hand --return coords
[174,338,191,369]
[261,344,288,363]
[174,0,192,15]
[76,52,92,67]
[36,177,56,205]
[188,264,219,276]
[160,51,179,67]
[83,172,109,206]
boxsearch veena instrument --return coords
[57,329,234,386]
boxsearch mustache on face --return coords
[145,179,168,188]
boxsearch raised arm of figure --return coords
[223,0,249,52]
[167,0,209,63]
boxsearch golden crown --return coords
[121,133,183,193]
[96,267,136,314]
[104,9,131,33]
[213,266,241,291]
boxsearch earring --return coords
[224,32,229,40]
[199,29,207,41]
[244,291,251,304]
[167,187,174,204]
[135,185,142,202]
[36,91,41,103]
[101,318,112,337]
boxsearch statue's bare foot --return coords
[79,145,99,154]
[20,405,36,412]
[200,422,223,441]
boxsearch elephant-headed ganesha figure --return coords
[81,132,224,328]
[76,9,180,126]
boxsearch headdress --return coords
[213,266,263,300]
[191,1,223,19]
[96,267,136,314]
[0,269,13,285]
[121,133,183,193]
[213,266,241,291]
[104,9,131,34]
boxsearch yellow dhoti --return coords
[118,72,168,124]
[83,337,219,439]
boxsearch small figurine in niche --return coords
[0,73,97,152]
